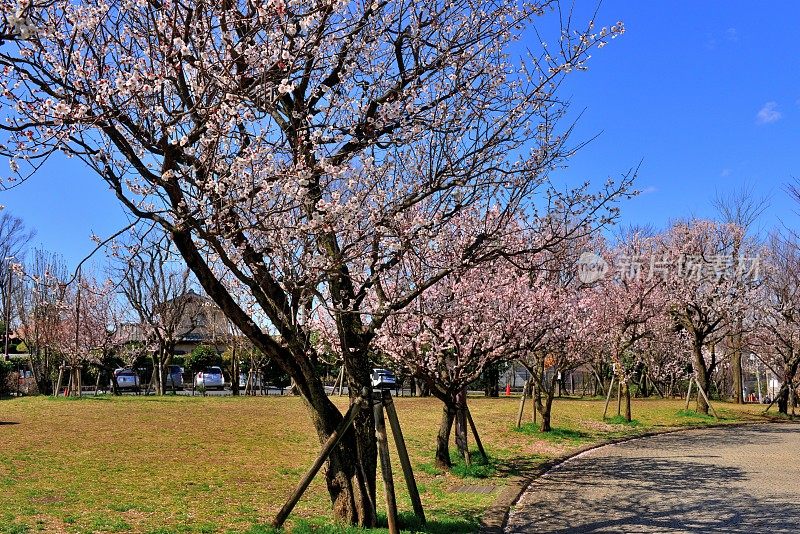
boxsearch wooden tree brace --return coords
[382,391,426,525]
[602,375,616,419]
[694,380,719,419]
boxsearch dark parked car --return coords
[165,365,184,390]
[371,368,396,389]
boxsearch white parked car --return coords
[195,366,225,390]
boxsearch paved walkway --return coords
[506,423,800,533]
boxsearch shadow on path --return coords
[506,424,800,533]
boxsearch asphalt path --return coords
[505,423,800,533]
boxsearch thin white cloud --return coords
[638,186,657,195]
[720,168,731,177]
[756,101,782,124]
[725,27,738,42]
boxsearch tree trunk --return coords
[301,373,376,526]
[777,360,799,415]
[483,363,500,397]
[692,342,710,415]
[538,391,554,432]
[622,380,632,422]
[435,402,457,468]
[170,228,378,526]
[532,359,556,432]
[731,333,744,404]
[231,346,239,396]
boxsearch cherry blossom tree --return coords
[15,249,66,392]
[712,185,768,403]
[45,272,118,395]
[0,0,628,522]
[750,232,800,414]
[586,231,670,421]
[374,255,534,468]
[657,219,759,414]
[515,232,597,432]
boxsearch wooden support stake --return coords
[602,375,616,419]
[374,393,399,534]
[54,366,64,397]
[516,379,529,428]
[383,391,426,525]
[336,367,345,396]
[592,368,606,396]
[455,401,471,466]
[273,399,363,528]
[646,370,665,398]
[616,375,622,416]
[466,406,488,463]
[694,380,719,419]
[762,383,787,414]
[685,377,694,411]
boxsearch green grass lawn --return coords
[0,394,773,534]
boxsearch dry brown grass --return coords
[0,394,770,533]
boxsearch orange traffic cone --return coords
[505,384,511,396]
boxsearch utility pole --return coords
[73,268,82,396]
[4,256,14,362]
[754,356,763,403]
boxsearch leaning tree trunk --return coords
[296,356,377,527]
[170,227,378,526]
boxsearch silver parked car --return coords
[195,366,225,390]
[113,368,140,390]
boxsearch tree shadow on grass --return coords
[278,514,478,534]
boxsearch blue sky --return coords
[2,1,799,270]
[558,0,800,235]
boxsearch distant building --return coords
[116,289,229,357]
[165,289,228,355]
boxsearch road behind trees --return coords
[506,423,800,533]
